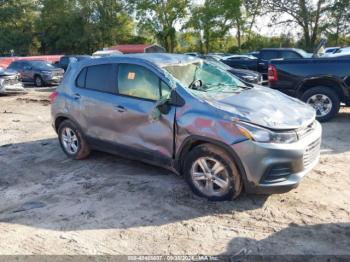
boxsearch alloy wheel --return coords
[190,157,230,197]
[61,127,79,154]
[306,94,333,117]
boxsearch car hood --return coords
[0,68,17,76]
[201,86,315,130]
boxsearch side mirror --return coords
[157,100,171,115]
[149,90,184,121]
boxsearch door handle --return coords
[114,105,126,113]
[73,93,81,100]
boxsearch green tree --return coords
[0,0,39,55]
[131,0,190,52]
[37,0,134,54]
[325,0,350,45]
[264,0,329,49]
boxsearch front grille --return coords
[303,138,321,168]
[297,121,317,140]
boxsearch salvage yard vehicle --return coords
[55,55,92,72]
[222,48,310,79]
[200,55,263,84]
[268,58,350,122]
[7,60,64,87]
[51,54,322,201]
[0,67,25,94]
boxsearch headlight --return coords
[0,79,4,87]
[236,122,298,143]
[42,71,52,75]
[241,75,256,81]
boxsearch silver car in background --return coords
[0,67,25,94]
[51,54,321,201]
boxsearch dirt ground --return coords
[0,90,349,256]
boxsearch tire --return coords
[301,86,340,122]
[34,75,44,87]
[183,144,242,201]
[58,120,90,160]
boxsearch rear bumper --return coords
[231,121,322,194]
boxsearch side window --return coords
[61,57,69,66]
[76,68,87,88]
[23,62,31,70]
[161,81,171,98]
[260,51,278,60]
[281,51,302,59]
[8,62,17,70]
[118,64,160,100]
[85,64,115,93]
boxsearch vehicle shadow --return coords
[220,222,350,258]
[0,138,268,231]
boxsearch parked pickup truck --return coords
[268,58,350,122]
[222,48,311,79]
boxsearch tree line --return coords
[0,0,349,56]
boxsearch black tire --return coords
[183,144,242,201]
[58,120,90,160]
[301,86,340,122]
[34,75,44,87]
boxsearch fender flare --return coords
[175,135,249,189]
[296,76,348,98]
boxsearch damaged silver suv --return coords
[51,54,322,201]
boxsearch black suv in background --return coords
[55,55,92,71]
[8,60,64,87]
[222,48,311,79]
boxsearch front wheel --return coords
[183,144,242,201]
[301,86,340,122]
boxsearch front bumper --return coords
[0,83,26,94]
[43,75,63,85]
[232,121,322,194]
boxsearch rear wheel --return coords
[301,86,340,122]
[183,144,242,201]
[58,120,90,160]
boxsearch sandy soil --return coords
[0,90,349,255]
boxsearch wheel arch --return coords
[54,114,83,133]
[175,135,249,189]
[297,77,347,102]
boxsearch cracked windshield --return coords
[164,62,246,93]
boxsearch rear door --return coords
[21,61,34,82]
[71,63,122,143]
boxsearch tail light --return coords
[268,64,278,82]
[49,91,58,104]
